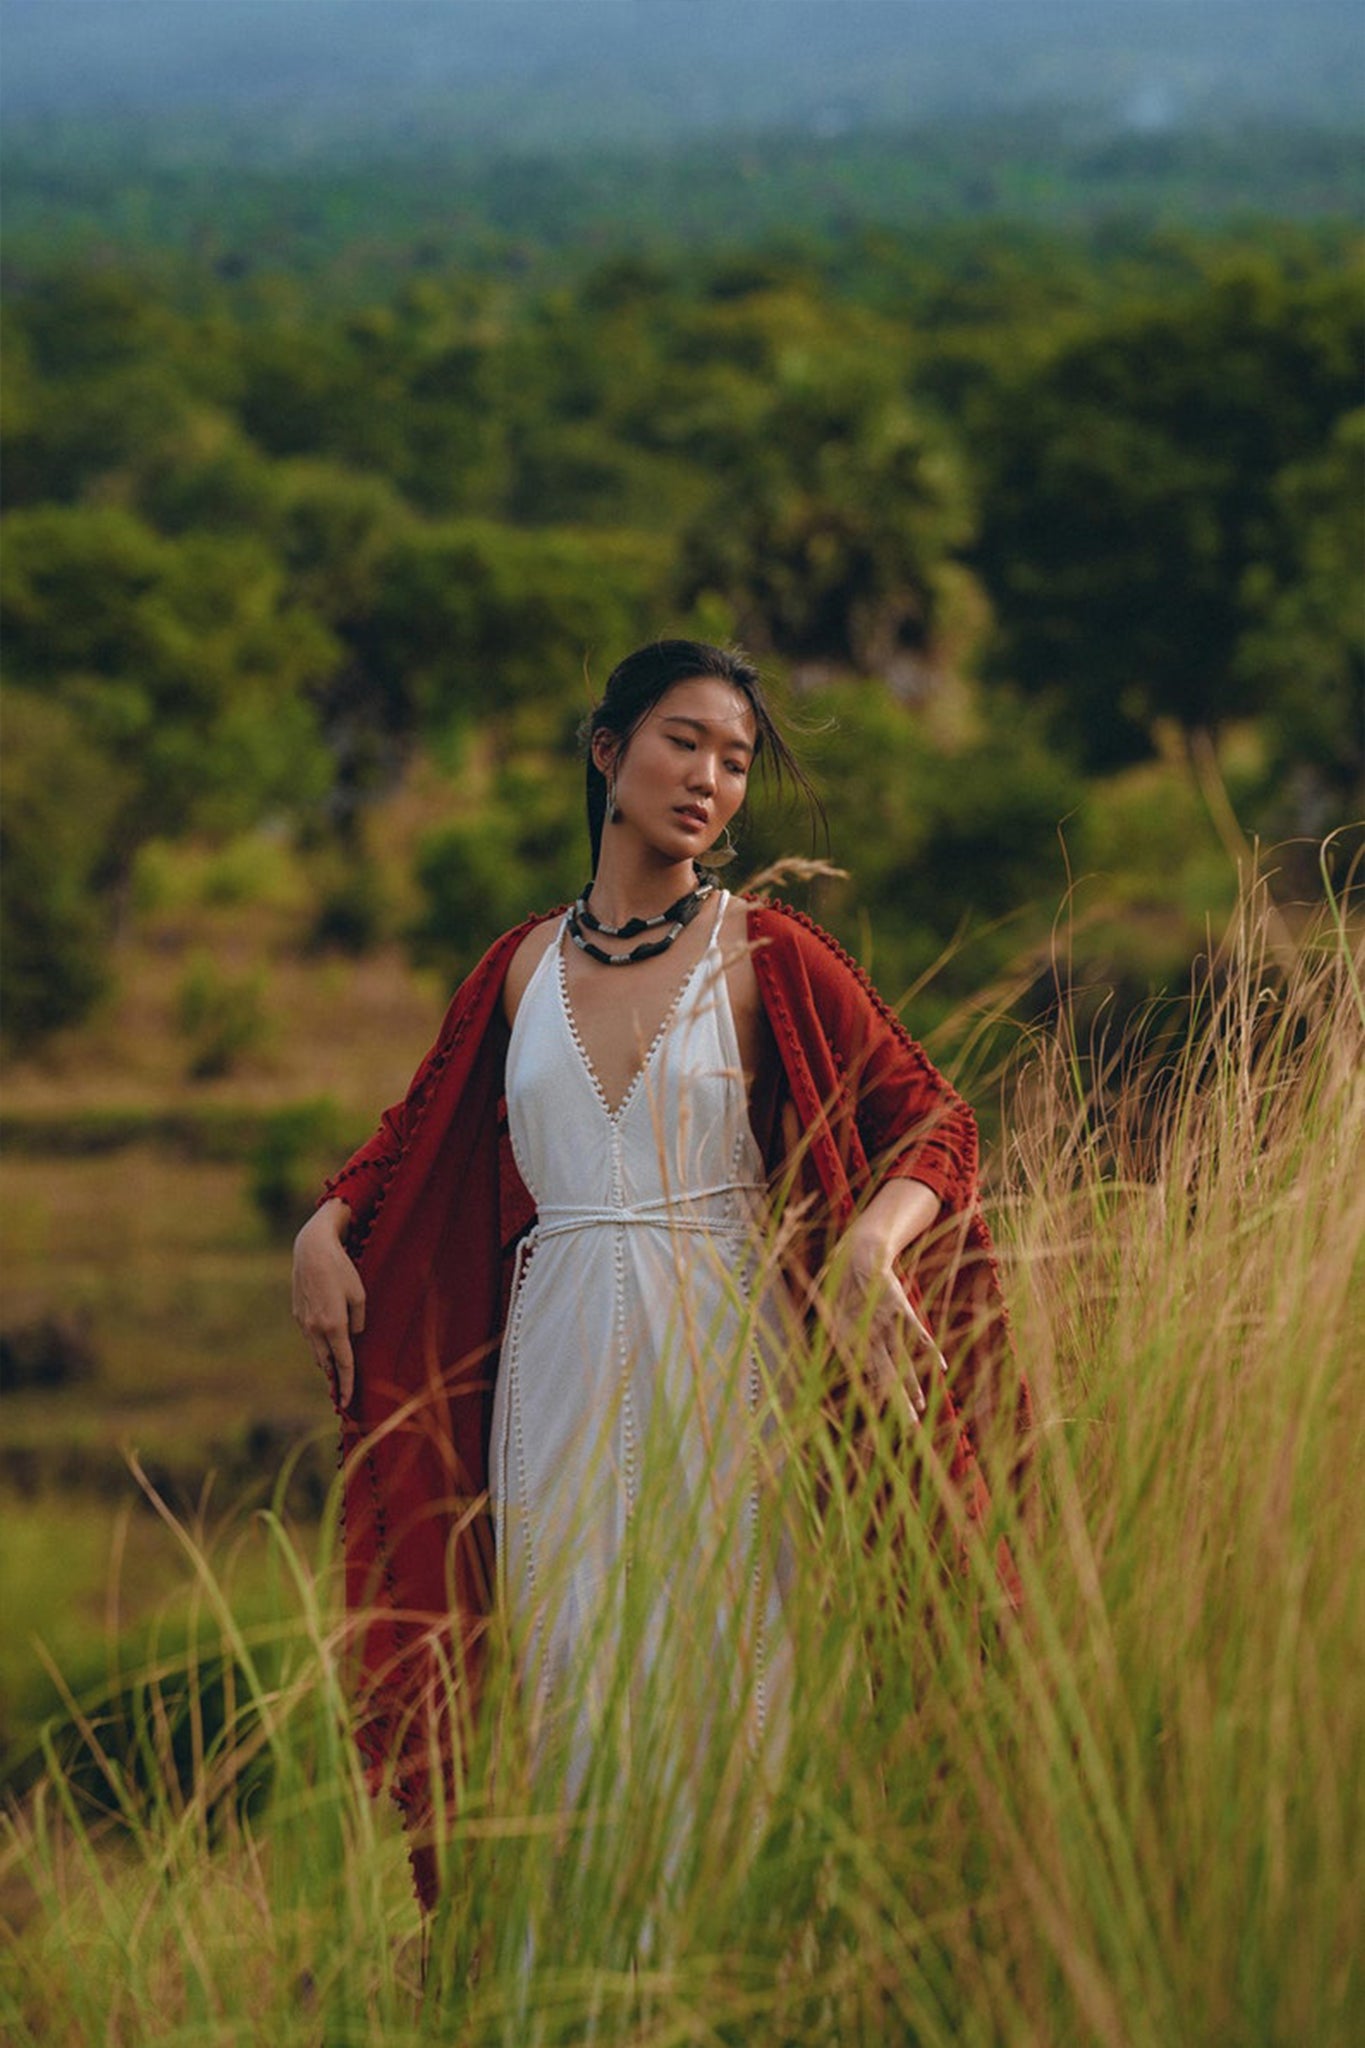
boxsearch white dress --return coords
[488,891,788,1785]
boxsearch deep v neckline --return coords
[556,892,726,1124]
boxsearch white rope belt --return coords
[505,1183,768,1304]
[533,1181,767,1243]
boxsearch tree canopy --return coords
[1,222,1359,1043]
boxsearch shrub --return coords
[176,954,270,1079]
[0,1313,99,1395]
[249,1098,344,1242]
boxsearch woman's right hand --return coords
[292,1199,365,1408]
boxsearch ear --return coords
[591,731,619,777]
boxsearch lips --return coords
[675,806,710,828]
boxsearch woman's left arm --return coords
[806,926,976,1415]
[749,903,983,1420]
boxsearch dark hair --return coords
[582,640,823,871]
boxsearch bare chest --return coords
[557,904,767,1118]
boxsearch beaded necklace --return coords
[567,875,715,966]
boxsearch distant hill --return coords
[2,2,1359,274]
[4,0,1362,157]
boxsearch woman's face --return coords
[597,677,756,866]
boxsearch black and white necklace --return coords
[567,874,715,966]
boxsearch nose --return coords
[688,753,716,795]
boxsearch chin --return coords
[657,826,706,856]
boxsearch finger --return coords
[900,1299,950,1379]
[310,1332,353,1410]
[865,1336,925,1424]
[890,1351,927,1420]
[347,1286,366,1336]
[819,1306,860,1381]
[877,1328,926,1416]
[330,1326,355,1386]
[875,1306,934,1411]
[309,1335,343,1407]
[859,1327,900,1409]
[886,1361,926,1424]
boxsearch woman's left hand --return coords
[823,1239,936,1423]
[821,1180,946,1426]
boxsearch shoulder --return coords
[741,894,935,1058]
[743,896,883,1006]
[741,897,968,1134]
[502,910,564,1028]
[420,909,563,1049]
[742,895,843,961]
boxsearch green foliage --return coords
[132,831,308,917]
[0,693,122,1048]
[307,855,389,956]
[1235,406,1365,820]
[977,260,1363,768]
[249,1099,345,1243]
[1,505,336,849]
[357,518,669,744]
[3,113,1361,288]
[1,224,1359,1047]
[0,270,223,510]
[176,953,270,1080]
[755,680,1083,1008]
[267,459,413,621]
[677,370,977,675]
[0,498,338,1035]
[411,759,583,977]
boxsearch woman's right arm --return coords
[293,908,557,1409]
[292,1196,365,1407]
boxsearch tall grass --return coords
[2,872,1360,2046]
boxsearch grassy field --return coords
[0,868,1360,2045]
[0,781,458,1760]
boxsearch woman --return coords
[292,639,1027,1905]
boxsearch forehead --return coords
[650,676,756,742]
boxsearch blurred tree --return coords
[976,263,1361,770]
[676,367,978,684]
[235,291,507,514]
[0,694,125,1047]
[409,754,582,979]
[744,678,1081,1012]
[353,517,669,748]
[1,269,239,508]
[1234,407,1365,828]
[236,319,375,463]
[131,410,281,536]
[1,504,336,868]
[4,230,1356,1054]
[258,462,416,835]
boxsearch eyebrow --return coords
[659,715,755,756]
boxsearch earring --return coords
[606,773,621,823]
[704,824,739,868]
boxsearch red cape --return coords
[319,899,1030,1857]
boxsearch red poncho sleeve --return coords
[748,900,1032,1510]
